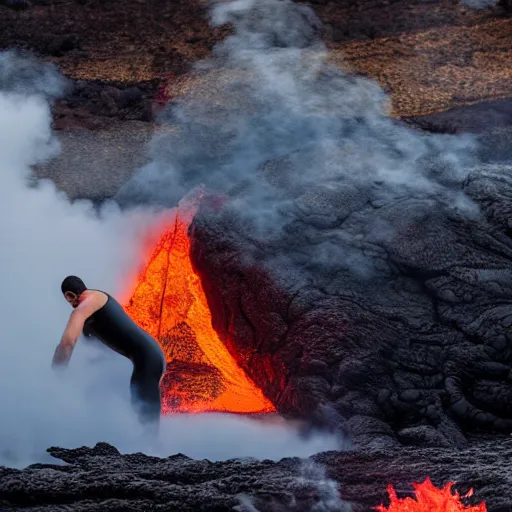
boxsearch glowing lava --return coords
[375,478,487,512]
[123,192,275,415]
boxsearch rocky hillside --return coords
[1,0,512,130]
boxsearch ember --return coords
[375,478,487,512]
[123,192,275,415]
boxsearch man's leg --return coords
[130,370,162,434]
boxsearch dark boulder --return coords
[189,164,512,449]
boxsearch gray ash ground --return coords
[35,122,154,201]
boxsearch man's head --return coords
[61,276,87,307]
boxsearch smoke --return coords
[0,50,340,468]
[237,460,351,511]
[115,0,481,280]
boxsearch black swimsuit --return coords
[83,291,166,425]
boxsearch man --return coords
[52,275,166,431]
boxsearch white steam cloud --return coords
[0,51,340,469]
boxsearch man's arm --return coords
[51,295,100,368]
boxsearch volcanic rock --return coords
[47,35,80,57]
[1,438,512,511]
[188,163,512,449]
[406,99,512,136]
[2,0,512,130]
[1,0,31,11]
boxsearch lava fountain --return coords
[123,191,275,415]
[375,478,487,512]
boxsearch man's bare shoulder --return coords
[81,289,109,309]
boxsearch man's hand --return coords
[52,307,89,369]
[52,292,102,370]
[52,342,73,368]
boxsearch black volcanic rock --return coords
[47,34,80,57]
[189,164,512,450]
[2,438,512,511]
[406,99,512,136]
[1,0,31,11]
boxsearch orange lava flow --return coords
[375,478,487,512]
[122,193,275,415]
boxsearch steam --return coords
[119,1,477,208]
[0,51,147,464]
[0,50,340,468]
[237,461,351,511]
[115,0,480,280]
[296,462,350,512]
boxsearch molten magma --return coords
[375,478,487,512]
[123,195,275,414]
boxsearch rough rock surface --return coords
[35,124,155,200]
[406,99,512,136]
[2,0,512,128]
[189,162,512,450]
[1,438,511,511]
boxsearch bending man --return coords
[52,275,166,431]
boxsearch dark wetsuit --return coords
[82,291,166,427]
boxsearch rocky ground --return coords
[177,151,512,449]
[35,124,155,200]
[4,0,512,203]
[1,0,512,130]
[1,437,511,511]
